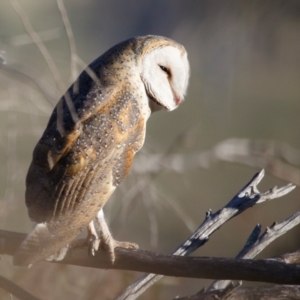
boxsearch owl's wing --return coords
[25,73,146,224]
[25,69,118,222]
[32,66,114,173]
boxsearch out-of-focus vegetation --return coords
[0,0,299,299]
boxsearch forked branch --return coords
[116,170,296,300]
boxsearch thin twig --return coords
[9,0,64,94]
[9,0,80,138]
[56,0,78,85]
[132,139,300,186]
[73,55,101,86]
[177,281,242,300]
[0,62,56,105]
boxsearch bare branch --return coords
[207,210,300,292]
[2,230,300,286]
[116,170,296,300]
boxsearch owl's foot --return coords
[46,245,69,262]
[87,221,101,256]
[100,231,139,263]
[95,209,139,263]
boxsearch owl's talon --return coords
[87,221,100,256]
[95,209,139,263]
[101,235,139,263]
[45,245,69,262]
[114,240,139,250]
[88,235,100,256]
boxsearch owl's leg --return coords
[95,209,139,262]
[87,220,101,256]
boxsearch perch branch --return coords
[1,231,300,285]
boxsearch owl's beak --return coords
[168,93,183,111]
[175,97,183,106]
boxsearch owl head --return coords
[138,36,190,112]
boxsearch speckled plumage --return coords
[13,35,189,266]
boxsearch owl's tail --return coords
[13,222,78,267]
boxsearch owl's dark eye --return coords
[159,65,170,76]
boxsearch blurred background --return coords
[0,0,300,299]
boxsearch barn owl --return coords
[13,35,190,266]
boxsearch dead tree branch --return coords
[206,209,300,292]
[1,230,300,285]
[115,170,296,300]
